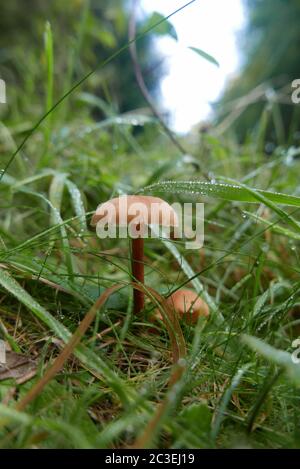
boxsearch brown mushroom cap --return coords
[166,289,209,324]
[91,195,178,228]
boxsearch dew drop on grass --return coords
[208,172,216,184]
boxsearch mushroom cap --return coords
[91,195,178,227]
[166,289,209,324]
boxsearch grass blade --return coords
[189,46,219,67]
[142,180,300,208]
[242,335,300,385]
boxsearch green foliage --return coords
[0,0,300,450]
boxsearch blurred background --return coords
[1,0,300,142]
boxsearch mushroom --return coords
[91,195,178,314]
[166,289,209,324]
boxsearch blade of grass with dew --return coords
[253,282,290,317]
[141,180,300,208]
[44,21,54,114]
[244,210,300,241]
[42,21,54,164]
[49,173,68,222]
[18,183,75,282]
[54,114,156,152]
[0,266,68,337]
[65,179,87,232]
[242,335,300,386]
[12,170,56,189]
[225,179,300,234]
[211,364,250,440]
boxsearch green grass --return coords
[1,9,300,449]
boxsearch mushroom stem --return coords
[131,237,144,314]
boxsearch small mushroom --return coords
[166,289,209,324]
[91,195,178,315]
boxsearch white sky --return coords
[142,0,245,132]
